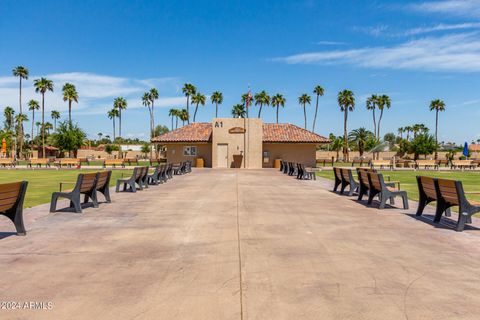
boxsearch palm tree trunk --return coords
[303,104,307,129]
[31,111,34,144]
[118,109,122,138]
[372,109,376,139]
[171,115,174,131]
[276,106,279,124]
[193,103,199,122]
[186,96,190,124]
[113,118,116,140]
[343,109,348,161]
[377,109,384,140]
[258,104,263,118]
[435,110,439,160]
[215,103,218,118]
[19,77,23,158]
[41,94,45,158]
[68,100,72,126]
[176,117,179,129]
[313,94,319,132]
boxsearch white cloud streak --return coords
[409,0,480,18]
[273,32,480,72]
[404,22,480,36]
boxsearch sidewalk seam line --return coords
[236,171,244,320]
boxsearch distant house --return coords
[151,118,330,168]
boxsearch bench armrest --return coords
[59,181,76,192]
[465,191,480,194]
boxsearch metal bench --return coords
[371,160,393,170]
[116,167,145,192]
[0,158,16,168]
[415,160,438,170]
[0,181,28,235]
[27,158,51,168]
[340,168,358,196]
[367,172,408,209]
[56,158,81,168]
[103,159,125,168]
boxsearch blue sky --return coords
[1,0,479,143]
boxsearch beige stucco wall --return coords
[316,151,453,160]
[164,143,212,167]
[264,143,317,168]
[211,118,263,169]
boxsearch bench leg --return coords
[367,190,378,205]
[456,213,468,231]
[401,193,409,209]
[416,199,427,216]
[102,187,111,203]
[115,181,121,192]
[379,193,387,209]
[50,194,59,213]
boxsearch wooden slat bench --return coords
[0,158,16,168]
[340,168,358,196]
[103,159,125,168]
[415,160,438,170]
[50,172,98,213]
[27,158,51,168]
[316,158,334,167]
[125,158,139,166]
[56,158,81,168]
[451,160,474,170]
[367,172,408,209]
[0,181,28,235]
[371,160,393,170]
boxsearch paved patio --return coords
[1,169,480,319]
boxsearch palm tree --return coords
[3,106,15,131]
[376,94,391,139]
[241,92,254,118]
[271,94,286,123]
[211,91,223,118]
[298,94,311,129]
[168,108,178,130]
[15,113,28,151]
[113,97,127,137]
[182,83,196,124]
[28,100,40,141]
[331,137,344,161]
[142,92,153,139]
[97,132,103,141]
[62,83,78,126]
[179,109,189,126]
[254,91,270,118]
[149,88,159,132]
[44,122,53,135]
[412,124,421,139]
[51,110,60,131]
[337,90,355,161]
[33,77,54,158]
[366,94,378,138]
[405,125,412,141]
[429,99,446,159]
[191,92,206,122]
[232,104,246,118]
[107,108,119,140]
[348,128,373,157]
[12,66,28,157]
[35,121,41,136]
[312,85,325,132]
[397,127,404,140]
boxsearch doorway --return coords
[217,144,228,168]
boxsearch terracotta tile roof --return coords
[263,123,330,143]
[151,122,330,143]
[151,123,212,142]
[469,144,480,152]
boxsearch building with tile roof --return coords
[151,118,330,168]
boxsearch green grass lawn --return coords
[316,169,480,203]
[0,170,133,208]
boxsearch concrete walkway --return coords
[1,169,480,319]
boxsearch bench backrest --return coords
[371,160,391,166]
[96,171,111,189]
[333,167,342,181]
[437,178,461,206]
[418,176,437,199]
[452,160,472,165]
[60,159,80,164]
[0,158,14,164]
[79,173,97,193]
[104,159,124,165]
[416,160,436,166]
[340,168,351,182]
[357,169,370,189]
[368,172,383,190]
[30,158,50,164]
[0,181,27,213]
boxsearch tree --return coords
[337,90,355,161]
[376,94,391,139]
[51,110,60,131]
[182,83,196,124]
[383,132,396,149]
[33,77,54,158]
[409,133,437,160]
[149,88,159,134]
[12,66,29,158]
[97,132,103,141]
[348,128,373,156]
[107,108,119,140]
[113,97,127,137]
[312,85,324,132]
[62,83,78,126]
[271,94,286,124]
[3,107,15,131]
[331,136,344,161]
[397,127,404,140]
[141,143,150,158]
[28,100,40,141]
[254,91,270,118]
[191,92,206,122]
[35,121,41,136]
[44,122,53,135]
[298,94,311,129]
[154,125,169,137]
[232,104,246,118]
[404,125,412,141]
[211,91,223,118]
[366,95,378,138]
[168,108,178,130]
[179,109,189,126]
[50,121,86,157]
[142,92,153,139]
[429,99,446,159]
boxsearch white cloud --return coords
[273,32,480,72]
[0,72,181,117]
[404,22,480,36]
[316,41,347,46]
[409,0,480,18]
